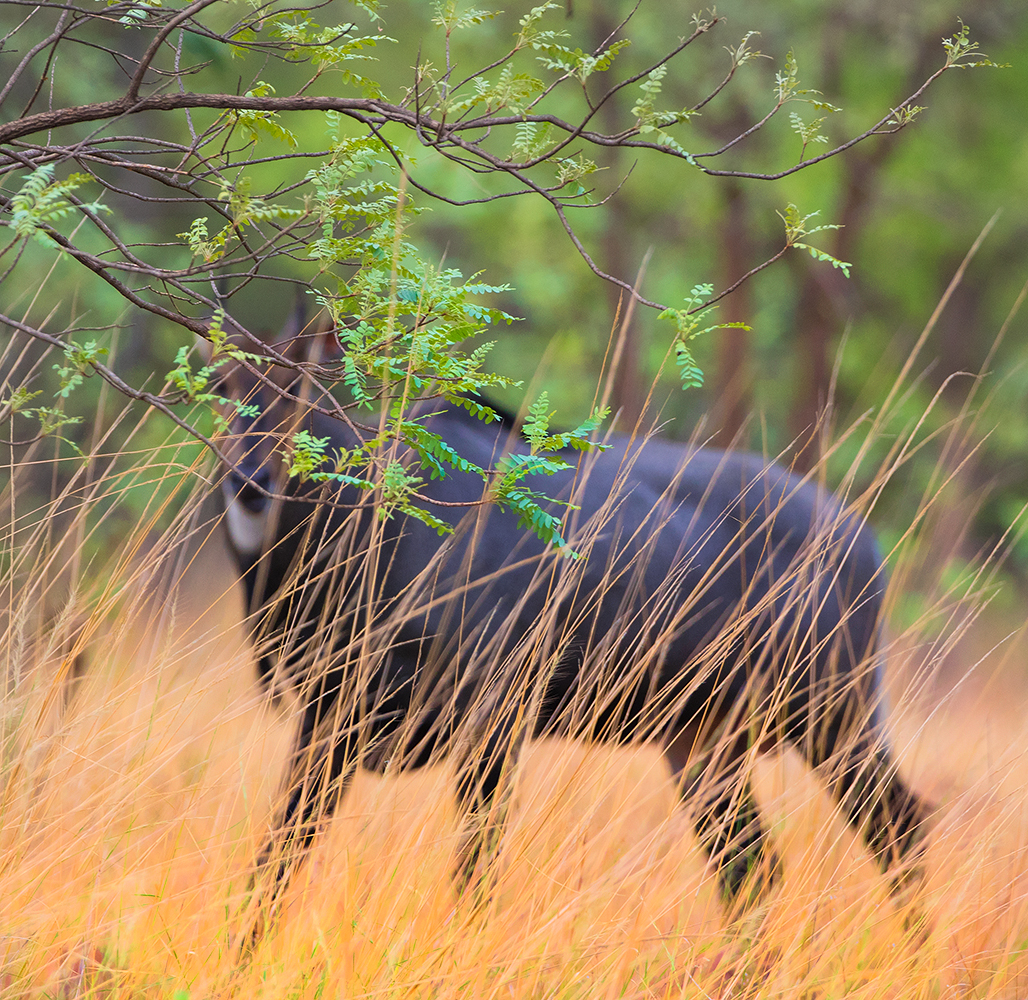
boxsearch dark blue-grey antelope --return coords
[209,323,929,934]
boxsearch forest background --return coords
[3,0,1028,608]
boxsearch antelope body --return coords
[212,332,929,926]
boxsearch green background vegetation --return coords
[3,0,1027,591]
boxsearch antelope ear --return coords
[299,309,343,365]
[275,299,343,366]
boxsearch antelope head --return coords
[199,304,339,560]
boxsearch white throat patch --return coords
[223,486,269,557]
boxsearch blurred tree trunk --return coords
[710,179,754,449]
[603,197,645,427]
[591,4,645,429]
[788,125,896,468]
[787,16,940,470]
[789,257,842,469]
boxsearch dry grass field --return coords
[3,473,1028,1000]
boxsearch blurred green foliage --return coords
[2,0,1026,587]
[382,1,1028,583]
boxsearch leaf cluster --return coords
[7,166,109,248]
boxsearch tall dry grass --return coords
[4,274,1028,997]
[6,479,1028,1000]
